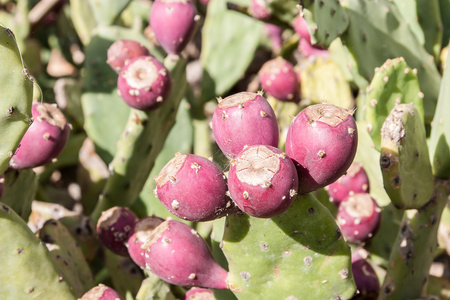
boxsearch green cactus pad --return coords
[1,169,37,221]
[136,273,176,300]
[429,44,450,179]
[0,204,76,299]
[302,0,349,47]
[201,0,263,102]
[380,103,433,209]
[358,57,425,151]
[299,56,353,110]
[38,219,94,297]
[380,179,449,300]
[91,56,188,222]
[340,0,441,123]
[223,194,356,299]
[0,25,33,175]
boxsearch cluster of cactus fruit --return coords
[1,0,450,299]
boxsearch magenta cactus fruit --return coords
[127,216,164,268]
[211,92,279,159]
[249,0,271,20]
[10,103,70,169]
[80,284,124,300]
[184,287,214,300]
[143,219,228,289]
[228,145,298,218]
[149,0,198,55]
[106,39,150,73]
[293,14,311,43]
[154,153,231,222]
[264,24,283,53]
[337,194,381,243]
[327,161,370,205]
[259,57,300,102]
[285,103,358,194]
[117,56,171,111]
[96,206,139,256]
[351,250,380,297]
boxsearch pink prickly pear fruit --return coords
[326,161,370,205]
[127,216,165,268]
[228,145,298,218]
[107,39,150,73]
[154,153,232,222]
[285,103,358,194]
[264,23,283,54]
[211,92,279,159]
[149,0,199,55]
[10,103,70,169]
[293,14,311,43]
[143,219,228,289]
[184,287,214,300]
[259,57,300,103]
[117,56,171,111]
[351,250,380,297]
[80,284,124,300]
[298,39,329,58]
[249,0,271,20]
[337,193,381,243]
[96,206,139,256]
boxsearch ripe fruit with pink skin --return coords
[150,0,198,55]
[184,287,214,300]
[106,39,150,73]
[96,206,139,256]
[293,14,311,43]
[211,92,279,159]
[154,153,231,222]
[117,56,171,111]
[259,57,300,102]
[327,161,370,205]
[285,103,358,194]
[10,103,70,169]
[293,15,329,58]
[337,193,381,243]
[143,219,228,289]
[228,145,298,218]
[127,216,164,268]
[264,24,283,53]
[80,284,124,300]
[249,0,271,20]
[351,250,380,297]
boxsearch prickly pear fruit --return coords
[107,39,150,73]
[212,92,279,159]
[150,0,198,55]
[143,219,228,289]
[249,0,271,20]
[259,57,300,102]
[80,284,124,300]
[228,145,298,218]
[351,249,380,298]
[127,216,164,268]
[184,287,214,299]
[155,153,231,221]
[293,14,311,43]
[337,193,381,243]
[10,102,70,169]
[117,56,172,111]
[96,206,139,256]
[264,24,283,54]
[285,103,358,194]
[327,161,370,205]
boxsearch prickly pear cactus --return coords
[0,25,33,175]
[380,103,434,209]
[0,204,76,299]
[223,194,356,299]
